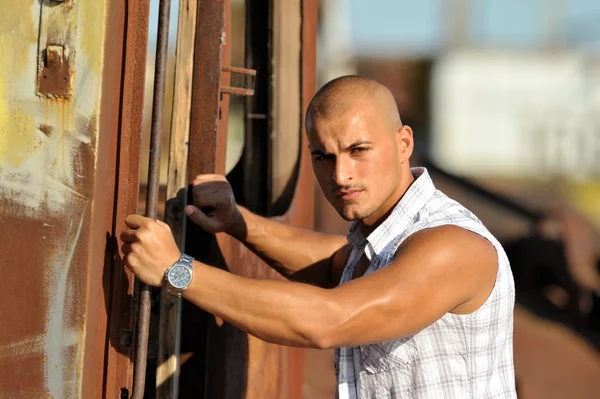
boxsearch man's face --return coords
[308,103,407,223]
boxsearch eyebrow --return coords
[346,140,372,150]
[310,149,329,157]
[310,140,373,156]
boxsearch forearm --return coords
[183,260,338,348]
[231,206,347,286]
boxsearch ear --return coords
[397,125,414,162]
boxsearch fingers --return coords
[125,214,151,229]
[192,188,219,208]
[191,175,234,208]
[192,174,227,185]
[184,205,221,232]
[121,242,134,256]
[123,216,171,234]
[120,229,140,243]
[192,182,225,207]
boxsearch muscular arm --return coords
[179,225,498,348]
[122,215,498,349]
[230,206,348,287]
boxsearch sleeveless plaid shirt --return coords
[335,167,516,398]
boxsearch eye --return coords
[312,154,333,162]
[350,147,368,155]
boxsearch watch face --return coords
[167,265,192,289]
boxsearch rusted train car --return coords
[0,0,317,397]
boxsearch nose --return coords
[332,156,352,186]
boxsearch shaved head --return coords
[306,75,414,230]
[306,75,402,136]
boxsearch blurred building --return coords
[311,2,600,399]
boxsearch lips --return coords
[335,190,361,201]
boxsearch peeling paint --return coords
[0,3,42,167]
[45,201,87,399]
[0,334,44,359]
[0,0,109,397]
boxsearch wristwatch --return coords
[165,254,194,297]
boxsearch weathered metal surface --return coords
[0,0,149,398]
[222,65,257,75]
[220,85,255,96]
[100,1,151,398]
[36,0,78,99]
[187,0,226,179]
[221,64,256,96]
[38,43,75,98]
[0,1,104,397]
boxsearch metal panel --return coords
[0,0,149,397]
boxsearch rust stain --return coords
[37,44,75,99]
[38,124,54,137]
[0,0,125,397]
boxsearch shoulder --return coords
[394,225,498,313]
[400,224,493,253]
[397,225,497,269]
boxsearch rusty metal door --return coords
[0,1,150,397]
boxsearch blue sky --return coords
[348,0,600,55]
[147,0,600,55]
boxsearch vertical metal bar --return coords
[102,1,151,398]
[186,0,226,178]
[179,0,225,396]
[132,0,172,397]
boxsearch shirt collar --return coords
[346,167,436,259]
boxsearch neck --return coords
[359,166,415,237]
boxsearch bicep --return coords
[326,226,497,347]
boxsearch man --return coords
[122,76,516,398]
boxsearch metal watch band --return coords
[165,253,194,297]
[179,253,194,270]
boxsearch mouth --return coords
[335,189,362,201]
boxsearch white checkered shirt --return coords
[335,167,516,398]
